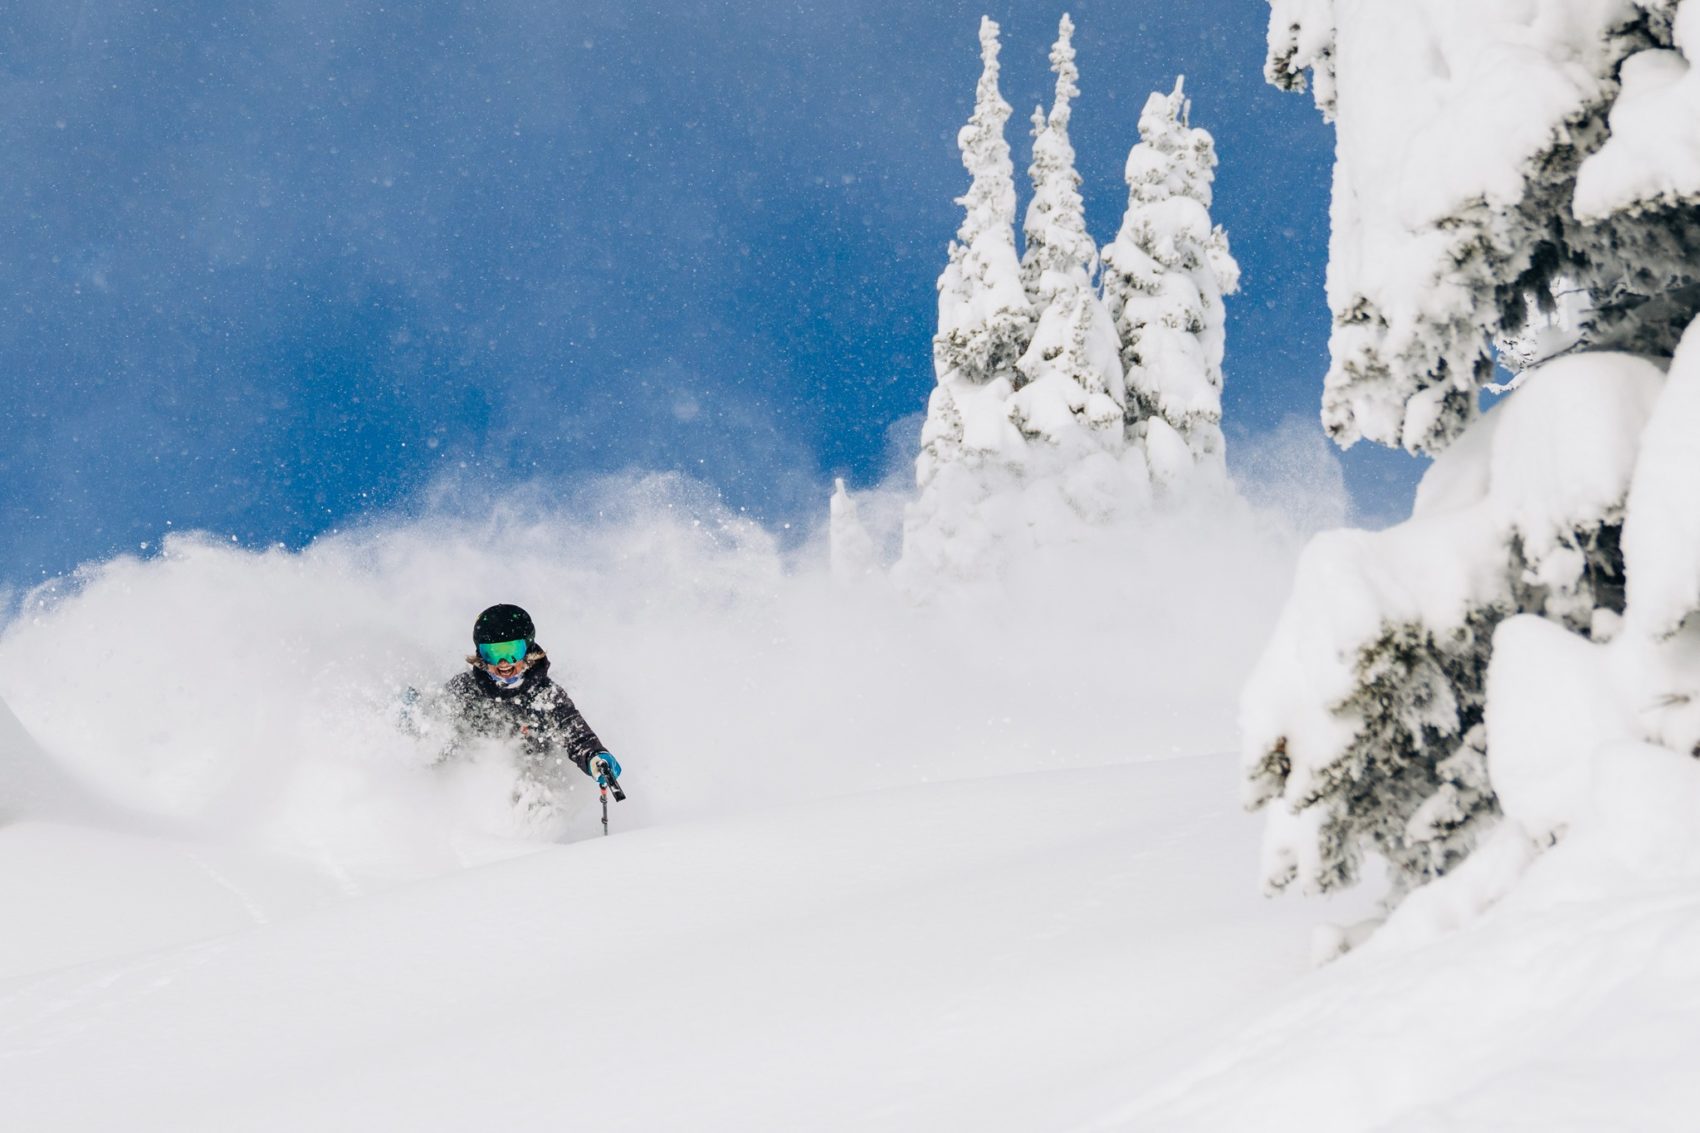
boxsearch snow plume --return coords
[1228,416,1351,536]
[0,694,98,825]
[828,477,880,583]
[0,467,1332,885]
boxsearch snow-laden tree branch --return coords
[1247,0,1700,946]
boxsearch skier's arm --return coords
[407,675,479,765]
[542,691,610,777]
[396,686,426,736]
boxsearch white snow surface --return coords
[1623,314,1700,639]
[1487,353,1663,585]
[1,759,1352,1133]
[1486,614,1636,841]
[5,467,1699,1127]
[1083,811,1700,1130]
[1575,1,1700,218]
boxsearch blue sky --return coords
[0,1,1422,586]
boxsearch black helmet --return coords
[473,603,535,645]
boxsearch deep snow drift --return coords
[0,470,1324,872]
[0,463,1342,1123]
[3,757,1362,1133]
[4,465,1697,1129]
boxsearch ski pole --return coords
[593,758,626,837]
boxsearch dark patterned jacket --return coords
[436,649,606,789]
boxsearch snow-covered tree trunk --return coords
[1245,0,1700,938]
[1101,79,1239,496]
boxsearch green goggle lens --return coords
[477,639,529,665]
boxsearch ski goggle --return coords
[477,639,529,665]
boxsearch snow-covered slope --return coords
[0,473,1342,1128]
[2,757,1359,1132]
[13,749,1698,1132]
[6,473,1693,1128]
[0,822,350,979]
[11,752,1700,1131]
[1081,826,1700,1131]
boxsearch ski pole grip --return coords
[593,758,627,802]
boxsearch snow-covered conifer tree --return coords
[921,14,1031,480]
[898,17,1034,584]
[1101,79,1239,494]
[1245,0,1700,935]
[1007,14,1127,494]
[898,17,1246,587]
[1008,292,1124,453]
[1266,0,1700,454]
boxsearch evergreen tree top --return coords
[1124,77,1217,210]
[1045,13,1078,133]
[1021,13,1096,303]
[962,17,1014,172]
[953,16,1019,244]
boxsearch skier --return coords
[419,603,622,819]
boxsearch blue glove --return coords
[591,751,622,786]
